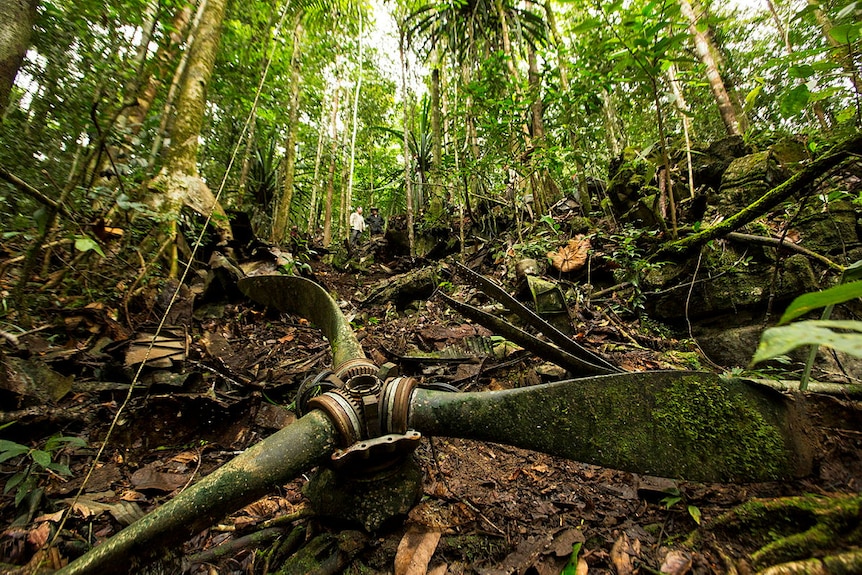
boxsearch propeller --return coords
[56,274,813,574]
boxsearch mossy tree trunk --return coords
[147,0,231,275]
[0,0,38,117]
[272,12,304,244]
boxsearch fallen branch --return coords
[0,167,74,220]
[726,232,844,271]
[185,526,288,566]
[651,134,862,261]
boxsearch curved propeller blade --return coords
[409,370,813,483]
[238,275,365,371]
[57,412,338,575]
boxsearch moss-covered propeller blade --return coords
[56,411,338,575]
[238,275,365,371]
[409,370,813,483]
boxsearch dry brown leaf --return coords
[660,549,692,574]
[548,235,591,272]
[610,533,641,575]
[577,557,589,575]
[394,526,442,575]
[27,522,51,548]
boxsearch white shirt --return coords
[350,211,366,232]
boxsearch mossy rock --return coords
[795,200,861,254]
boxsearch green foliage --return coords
[778,280,862,324]
[1,432,86,508]
[753,320,862,363]
[660,487,702,524]
[752,264,862,369]
[560,541,583,575]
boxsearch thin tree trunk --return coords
[0,0,38,117]
[238,4,280,202]
[678,0,742,135]
[93,1,189,190]
[272,12,304,243]
[345,11,363,239]
[147,0,230,276]
[399,28,415,256]
[650,75,677,238]
[666,63,695,199]
[148,0,208,168]
[307,106,327,236]
[322,83,341,248]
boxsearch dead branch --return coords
[726,232,844,271]
[0,167,74,220]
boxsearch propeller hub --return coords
[304,362,421,472]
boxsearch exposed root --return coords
[701,493,862,572]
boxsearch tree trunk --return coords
[399,29,415,256]
[666,63,695,198]
[678,0,742,136]
[306,106,327,236]
[93,1,191,191]
[272,12,304,244]
[344,11,363,240]
[0,0,38,117]
[147,0,230,270]
[322,83,341,248]
[148,0,208,168]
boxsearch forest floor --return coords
[1,252,861,575]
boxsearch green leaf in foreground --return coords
[752,320,862,365]
[561,542,583,575]
[779,280,862,324]
[74,236,106,257]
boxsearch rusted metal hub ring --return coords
[381,377,418,435]
[307,392,362,447]
[334,358,378,381]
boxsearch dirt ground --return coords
[1,258,860,574]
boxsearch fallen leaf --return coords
[548,235,591,272]
[551,528,586,557]
[394,526,442,575]
[610,533,641,575]
[27,522,51,547]
[660,549,692,574]
[131,465,188,492]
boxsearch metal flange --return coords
[305,370,421,470]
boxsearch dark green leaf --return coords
[4,471,27,495]
[31,449,52,469]
[752,320,862,364]
[779,281,862,324]
[779,84,810,117]
[828,23,859,44]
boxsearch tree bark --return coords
[399,28,415,256]
[0,0,38,117]
[322,82,341,248]
[272,12,304,244]
[678,0,742,136]
[148,0,208,168]
[147,0,231,264]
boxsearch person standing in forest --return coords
[366,207,384,236]
[349,206,366,246]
